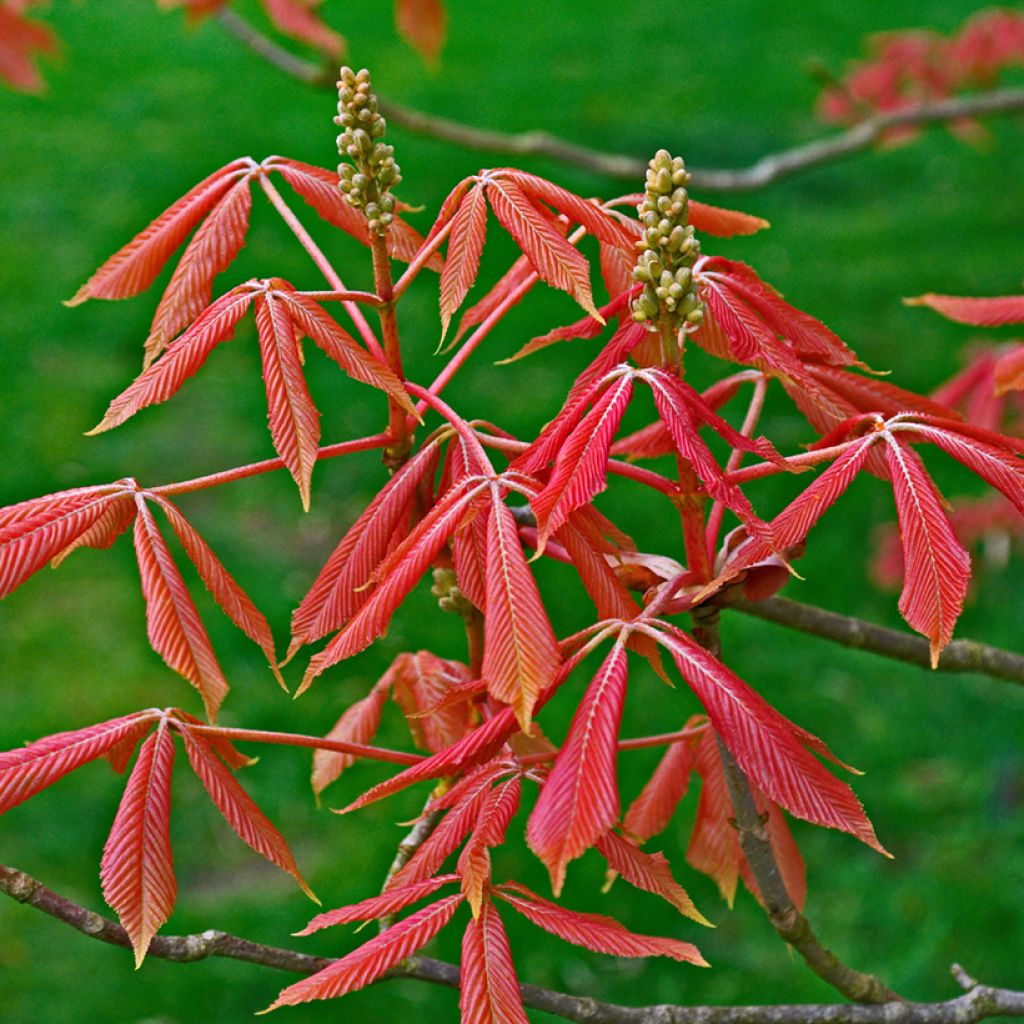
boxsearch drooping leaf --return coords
[132,496,229,720]
[482,494,560,729]
[527,642,628,895]
[262,0,344,57]
[496,882,707,965]
[264,894,463,1009]
[178,727,315,900]
[0,5,57,92]
[905,293,1024,327]
[459,776,522,915]
[0,712,157,814]
[440,182,488,339]
[395,0,446,63]
[460,899,530,1024]
[100,723,176,968]
[622,721,701,843]
[390,651,475,754]
[311,678,391,797]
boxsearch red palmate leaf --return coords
[882,434,970,667]
[906,293,1024,326]
[396,0,446,63]
[440,182,488,339]
[485,176,600,319]
[88,285,258,434]
[264,894,463,1009]
[152,496,279,677]
[596,831,709,925]
[132,495,229,721]
[495,882,707,965]
[100,723,176,967]
[650,623,885,853]
[0,4,56,92]
[483,493,560,729]
[0,711,157,814]
[144,173,254,365]
[527,642,628,895]
[311,677,391,796]
[178,728,315,901]
[288,440,441,658]
[254,290,321,510]
[460,899,530,1024]
[67,159,254,310]
[296,874,459,935]
[0,483,131,597]
[622,720,700,843]
[530,371,634,552]
[261,0,343,57]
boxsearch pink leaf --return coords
[440,182,488,338]
[906,293,1024,326]
[460,900,530,1024]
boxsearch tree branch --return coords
[4,863,1024,1024]
[211,10,1024,191]
[731,596,1024,688]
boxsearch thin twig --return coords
[213,11,1024,191]
[3,864,1023,1024]
[377,795,446,931]
[731,596,1024,687]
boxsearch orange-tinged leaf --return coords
[100,723,176,968]
[153,496,279,676]
[295,875,459,935]
[995,346,1024,395]
[596,832,710,926]
[67,159,253,309]
[88,285,257,434]
[483,495,560,729]
[459,776,521,915]
[396,0,446,63]
[390,651,474,754]
[264,894,463,1009]
[496,882,707,965]
[50,493,136,568]
[179,728,315,901]
[486,177,600,319]
[527,642,628,894]
[0,712,156,814]
[262,0,343,57]
[311,679,390,796]
[460,900,530,1024]
[0,4,56,92]
[882,434,970,666]
[254,291,321,510]
[440,182,488,339]
[905,293,1024,326]
[144,174,254,365]
[689,200,770,237]
[132,495,229,721]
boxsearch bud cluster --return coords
[431,568,476,619]
[335,67,401,236]
[631,150,704,329]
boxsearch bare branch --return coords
[4,863,1024,1024]
[211,10,1024,191]
[731,596,1024,688]
[378,794,446,931]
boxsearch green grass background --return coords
[1,1,1023,1021]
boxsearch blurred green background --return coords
[1,1,1023,1022]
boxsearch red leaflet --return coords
[440,182,488,339]
[495,882,707,966]
[483,495,560,729]
[453,254,536,343]
[178,728,315,901]
[0,712,156,815]
[295,874,459,935]
[100,723,176,968]
[396,0,447,63]
[906,293,1024,326]
[265,894,464,1009]
[882,435,970,667]
[460,900,530,1024]
[599,240,637,307]
[651,623,885,853]
[261,0,344,57]
[622,721,699,842]
[527,642,628,894]
[132,495,229,721]
[288,440,441,657]
[459,776,522,914]
[144,173,253,363]
[152,496,279,677]
[531,372,634,552]
[254,290,321,510]
[596,831,709,925]
[67,159,253,311]
[608,195,770,238]
[995,346,1024,395]
[0,4,56,92]
[311,677,391,796]
[0,483,131,597]
[391,651,475,753]
[50,493,136,568]
[88,285,258,434]
[485,176,600,319]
